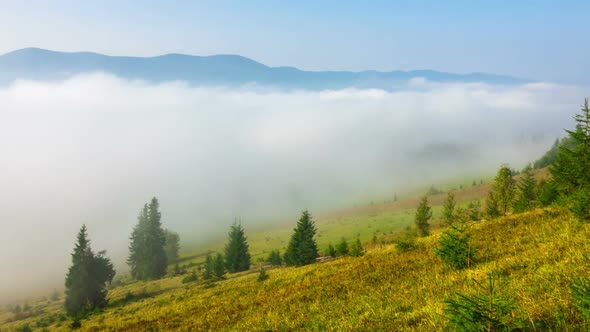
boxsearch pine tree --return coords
[284,210,319,266]
[415,195,432,236]
[127,198,168,280]
[486,191,501,218]
[552,98,590,193]
[213,253,225,279]
[203,253,214,280]
[65,225,115,316]
[224,221,251,273]
[551,98,590,221]
[442,192,456,226]
[257,267,269,282]
[163,229,180,264]
[327,243,337,257]
[336,237,349,256]
[491,165,515,216]
[512,166,537,213]
[435,225,475,269]
[267,249,282,266]
[350,238,363,257]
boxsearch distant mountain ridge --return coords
[0,48,527,89]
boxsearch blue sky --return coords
[1,1,589,83]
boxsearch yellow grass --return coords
[3,206,590,331]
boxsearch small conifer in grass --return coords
[444,274,526,331]
[213,253,225,279]
[327,243,337,257]
[203,253,214,280]
[570,188,590,221]
[284,210,319,266]
[224,221,251,273]
[267,249,282,265]
[414,195,432,236]
[181,271,198,284]
[257,267,269,282]
[395,232,417,252]
[536,179,559,207]
[512,165,537,213]
[65,225,116,317]
[350,238,363,257]
[435,225,475,269]
[442,192,456,226]
[336,237,349,256]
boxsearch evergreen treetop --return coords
[284,210,319,266]
[224,221,251,273]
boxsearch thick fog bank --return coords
[0,74,583,302]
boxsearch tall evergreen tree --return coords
[486,191,501,218]
[127,197,168,280]
[284,210,319,266]
[224,221,251,273]
[551,98,590,193]
[163,229,180,264]
[512,166,537,213]
[442,192,456,225]
[415,195,432,236]
[65,225,115,316]
[492,165,515,216]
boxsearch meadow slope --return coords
[3,205,589,331]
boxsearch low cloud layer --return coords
[0,74,583,302]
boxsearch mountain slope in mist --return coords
[0,48,526,89]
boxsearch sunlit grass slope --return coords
[4,206,589,331]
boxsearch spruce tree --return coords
[442,192,456,226]
[512,166,537,213]
[415,195,432,236]
[127,198,168,280]
[486,191,501,218]
[65,225,115,316]
[435,225,475,269]
[350,238,363,257]
[551,98,590,193]
[327,243,337,257]
[336,237,349,256]
[492,165,515,216]
[213,253,225,279]
[284,210,319,266]
[267,249,282,266]
[203,253,214,280]
[163,229,180,264]
[224,221,251,273]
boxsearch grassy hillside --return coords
[3,205,589,331]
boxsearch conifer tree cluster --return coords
[127,197,168,280]
[224,221,251,273]
[65,225,116,317]
[284,210,319,266]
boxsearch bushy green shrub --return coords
[181,271,198,284]
[395,233,417,252]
